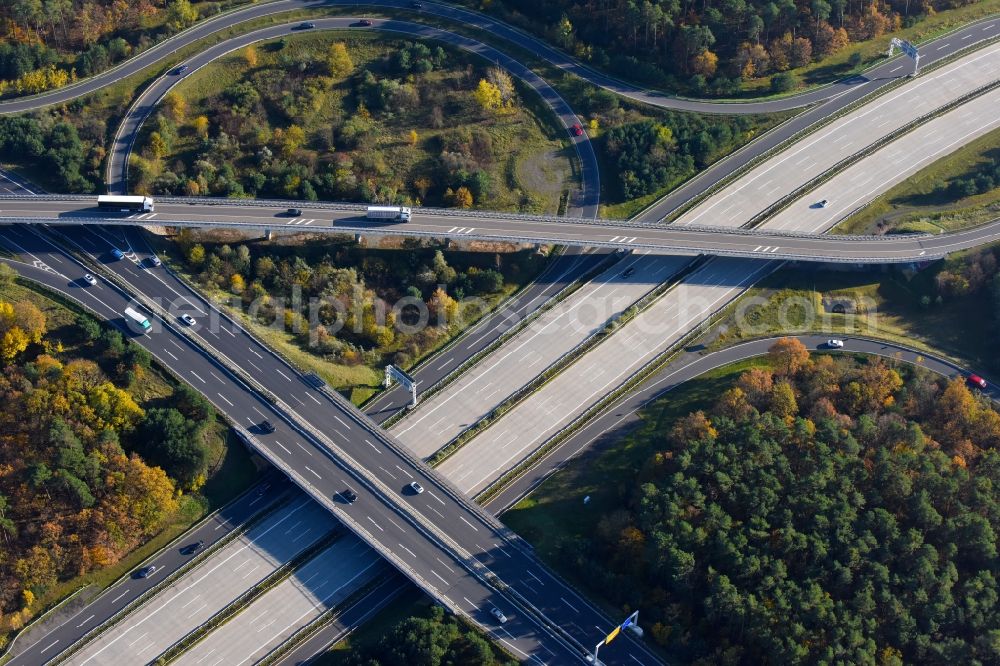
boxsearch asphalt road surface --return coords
[67,499,337,665]
[6,197,1000,262]
[391,252,681,458]
[0,225,656,665]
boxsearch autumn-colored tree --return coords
[408,129,418,146]
[0,327,30,362]
[768,337,810,376]
[473,79,503,112]
[147,131,168,160]
[188,243,206,266]
[243,44,258,68]
[736,42,770,78]
[486,67,516,107]
[669,410,717,446]
[165,0,198,31]
[13,301,45,343]
[790,37,814,68]
[715,387,755,421]
[427,287,458,325]
[230,273,245,294]
[327,42,354,77]
[769,381,799,418]
[192,115,209,139]
[690,49,719,77]
[279,124,306,156]
[452,186,473,209]
[738,367,774,406]
[163,91,186,123]
[814,21,850,56]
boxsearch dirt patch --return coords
[516,149,569,200]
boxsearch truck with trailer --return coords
[98,195,155,213]
[124,307,152,335]
[366,206,411,222]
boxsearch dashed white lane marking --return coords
[275,368,292,381]
[560,597,580,613]
[39,640,60,654]
[275,441,292,455]
[526,570,545,585]
[333,415,350,429]
[367,517,383,531]
[190,371,206,383]
[378,465,397,479]
[216,393,234,407]
[436,557,456,573]
[430,569,449,585]
[398,543,416,557]
[365,439,381,454]
[306,392,322,405]
[304,466,321,479]
[248,347,263,358]
[936,42,950,50]
[165,350,178,361]
[459,516,479,532]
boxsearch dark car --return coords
[358,19,373,26]
[286,208,302,217]
[341,488,358,504]
[180,540,205,556]
[134,565,157,579]
[570,123,584,137]
[968,374,988,390]
[173,65,189,75]
[621,267,635,278]
[260,420,276,434]
[297,21,315,29]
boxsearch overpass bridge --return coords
[2,194,997,263]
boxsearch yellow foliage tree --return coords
[188,244,206,265]
[230,273,246,294]
[452,186,473,208]
[147,131,168,160]
[427,287,458,325]
[14,301,46,343]
[243,45,258,68]
[327,42,354,77]
[192,115,209,139]
[163,91,187,123]
[473,79,503,112]
[691,49,719,77]
[0,327,30,363]
[280,125,306,155]
[408,129,419,146]
[87,381,145,432]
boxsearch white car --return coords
[149,255,161,267]
[83,273,97,285]
[490,607,508,624]
[180,314,196,326]
[409,481,424,494]
[826,339,844,348]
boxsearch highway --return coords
[67,499,338,665]
[0,224,656,665]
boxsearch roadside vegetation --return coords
[319,601,515,666]
[460,0,1000,97]
[133,34,573,213]
[836,125,1000,234]
[506,338,1000,663]
[709,241,1000,373]
[158,229,547,403]
[0,265,255,649]
[0,0,249,98]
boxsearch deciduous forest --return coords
[0,276,228,644]
[475,0,988,94]
[560,338,1000,663]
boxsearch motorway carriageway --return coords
[0,224,656,665]
[6,197,1000,263]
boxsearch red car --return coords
[570,124,584,137]
[968,374,988,390]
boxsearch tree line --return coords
[561,338,1000,663]
[477,0,979,95]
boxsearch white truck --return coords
[98,195,155,213]
[124,307,152,335]
[366,206,411,222]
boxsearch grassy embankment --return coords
[0,277,257,639]
[835,124,1000,234]
[707,259,998,374]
